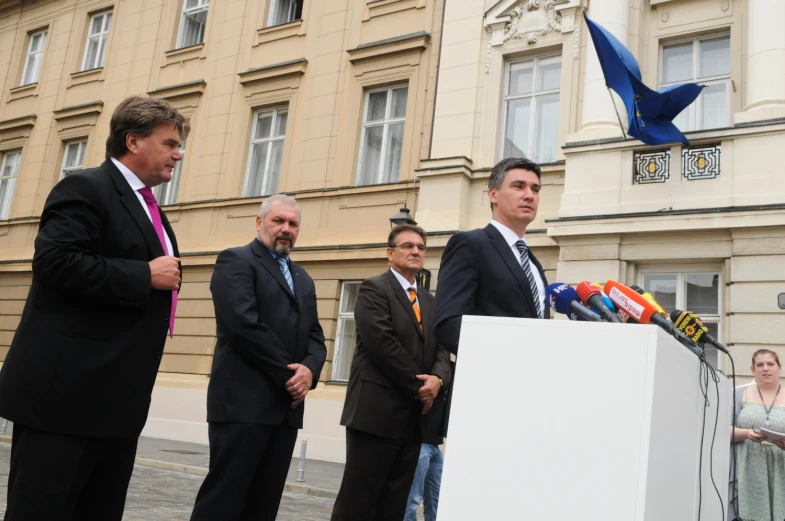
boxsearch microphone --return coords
[630,285,667,317]
[604,280,703,357]
[546,283,604,322]
[576,281,621,323]
[587,282,618,314]
[670,309,730,354]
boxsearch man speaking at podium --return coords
[435,158,549,432]
[435,157,549,352]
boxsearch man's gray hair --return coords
[259,194,301,220]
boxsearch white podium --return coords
[438,316,732,521]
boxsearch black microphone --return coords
[670,309,730,355]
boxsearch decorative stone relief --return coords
[660,10,670,22]
[503,0,563,44]
[485,42,492,74]
[719,0,730,12]
[572,9,582,60]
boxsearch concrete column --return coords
[735,0,785,124]
[573,0,630,140]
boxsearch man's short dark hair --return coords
[387,224,427,249]
[105,96,190,159]
[487,157,542,211]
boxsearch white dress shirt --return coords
[111,157,174,255]
[490,219,545,317]
[390,267,419,308]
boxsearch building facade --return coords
[420,0,784,392]
[1,0,783,464]
[0,0,444,462]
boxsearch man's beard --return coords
[273,234,293,256]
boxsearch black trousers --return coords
[330,422,422,521]
[190,422,298,521]
[4,423,138,521]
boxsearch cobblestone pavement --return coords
[0,443,335,520]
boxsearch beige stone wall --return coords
[0,0,444,389]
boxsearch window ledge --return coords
[8,83,37,102]
[255,19,304,46]
[68,67,104,87]
[365,0,424,21]
[163,43,205,66]
[347,31,430,63]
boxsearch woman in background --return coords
[731,349,785,521]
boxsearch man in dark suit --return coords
[330,224,451,521]
[0,96,187,521]
[190,194,327,521]
[434,157,549,432]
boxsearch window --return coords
[60,141,87,179]
[153,141,186,205]
[503,55,561,163]
[21,29,47,86]
[268,0,303,26]
[640,271,722,369]
[0,151,22,221]
[177,0,209,49]
[661,35,730,132]
[356,86,408,186]
[82,11,112,71]
[332,282,361,382]
[244,107,287,197]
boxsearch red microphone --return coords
[575,281,620,323]
[604,280,702,356]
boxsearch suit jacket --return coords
[340,270,451,440]
[0,160,178,438]
[434,224,549,437]
[206,239,326,428]
[435,224,550,356]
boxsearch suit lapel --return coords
[250,240,297,303]
[419,291,433,344]
[104,160,165,258]
[485,224,538,317]
[386,270,424,338]
[292,260,307,310]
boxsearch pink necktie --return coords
[138,187,177,336]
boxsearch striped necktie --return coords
[515,240,542,318]
[276,257,295,295]
[408,287,423,333]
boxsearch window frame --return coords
[81,10,113,71]
[0,151,22,221]
[60,141,88,180]
[355,84,409,187]
[176,0,210,49]
[153,140,186,206]
[638,268,723,369]
[21,29,48,86]
[243,107,288,197]
[332,281,362,382]
[500,52,562,164]
[659,33,731,132]
[267,0,304,27]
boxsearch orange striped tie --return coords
[408,287,423,333]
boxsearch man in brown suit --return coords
[330,224,451,521]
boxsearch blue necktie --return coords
[277,256,295,295]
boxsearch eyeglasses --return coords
[392,242,427,252]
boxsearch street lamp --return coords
[388,205,431,290]
[389,206,417,227]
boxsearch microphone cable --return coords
[726,352,739,521]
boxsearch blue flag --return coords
[584,14,703,146]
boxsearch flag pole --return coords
[607,88,627,140]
